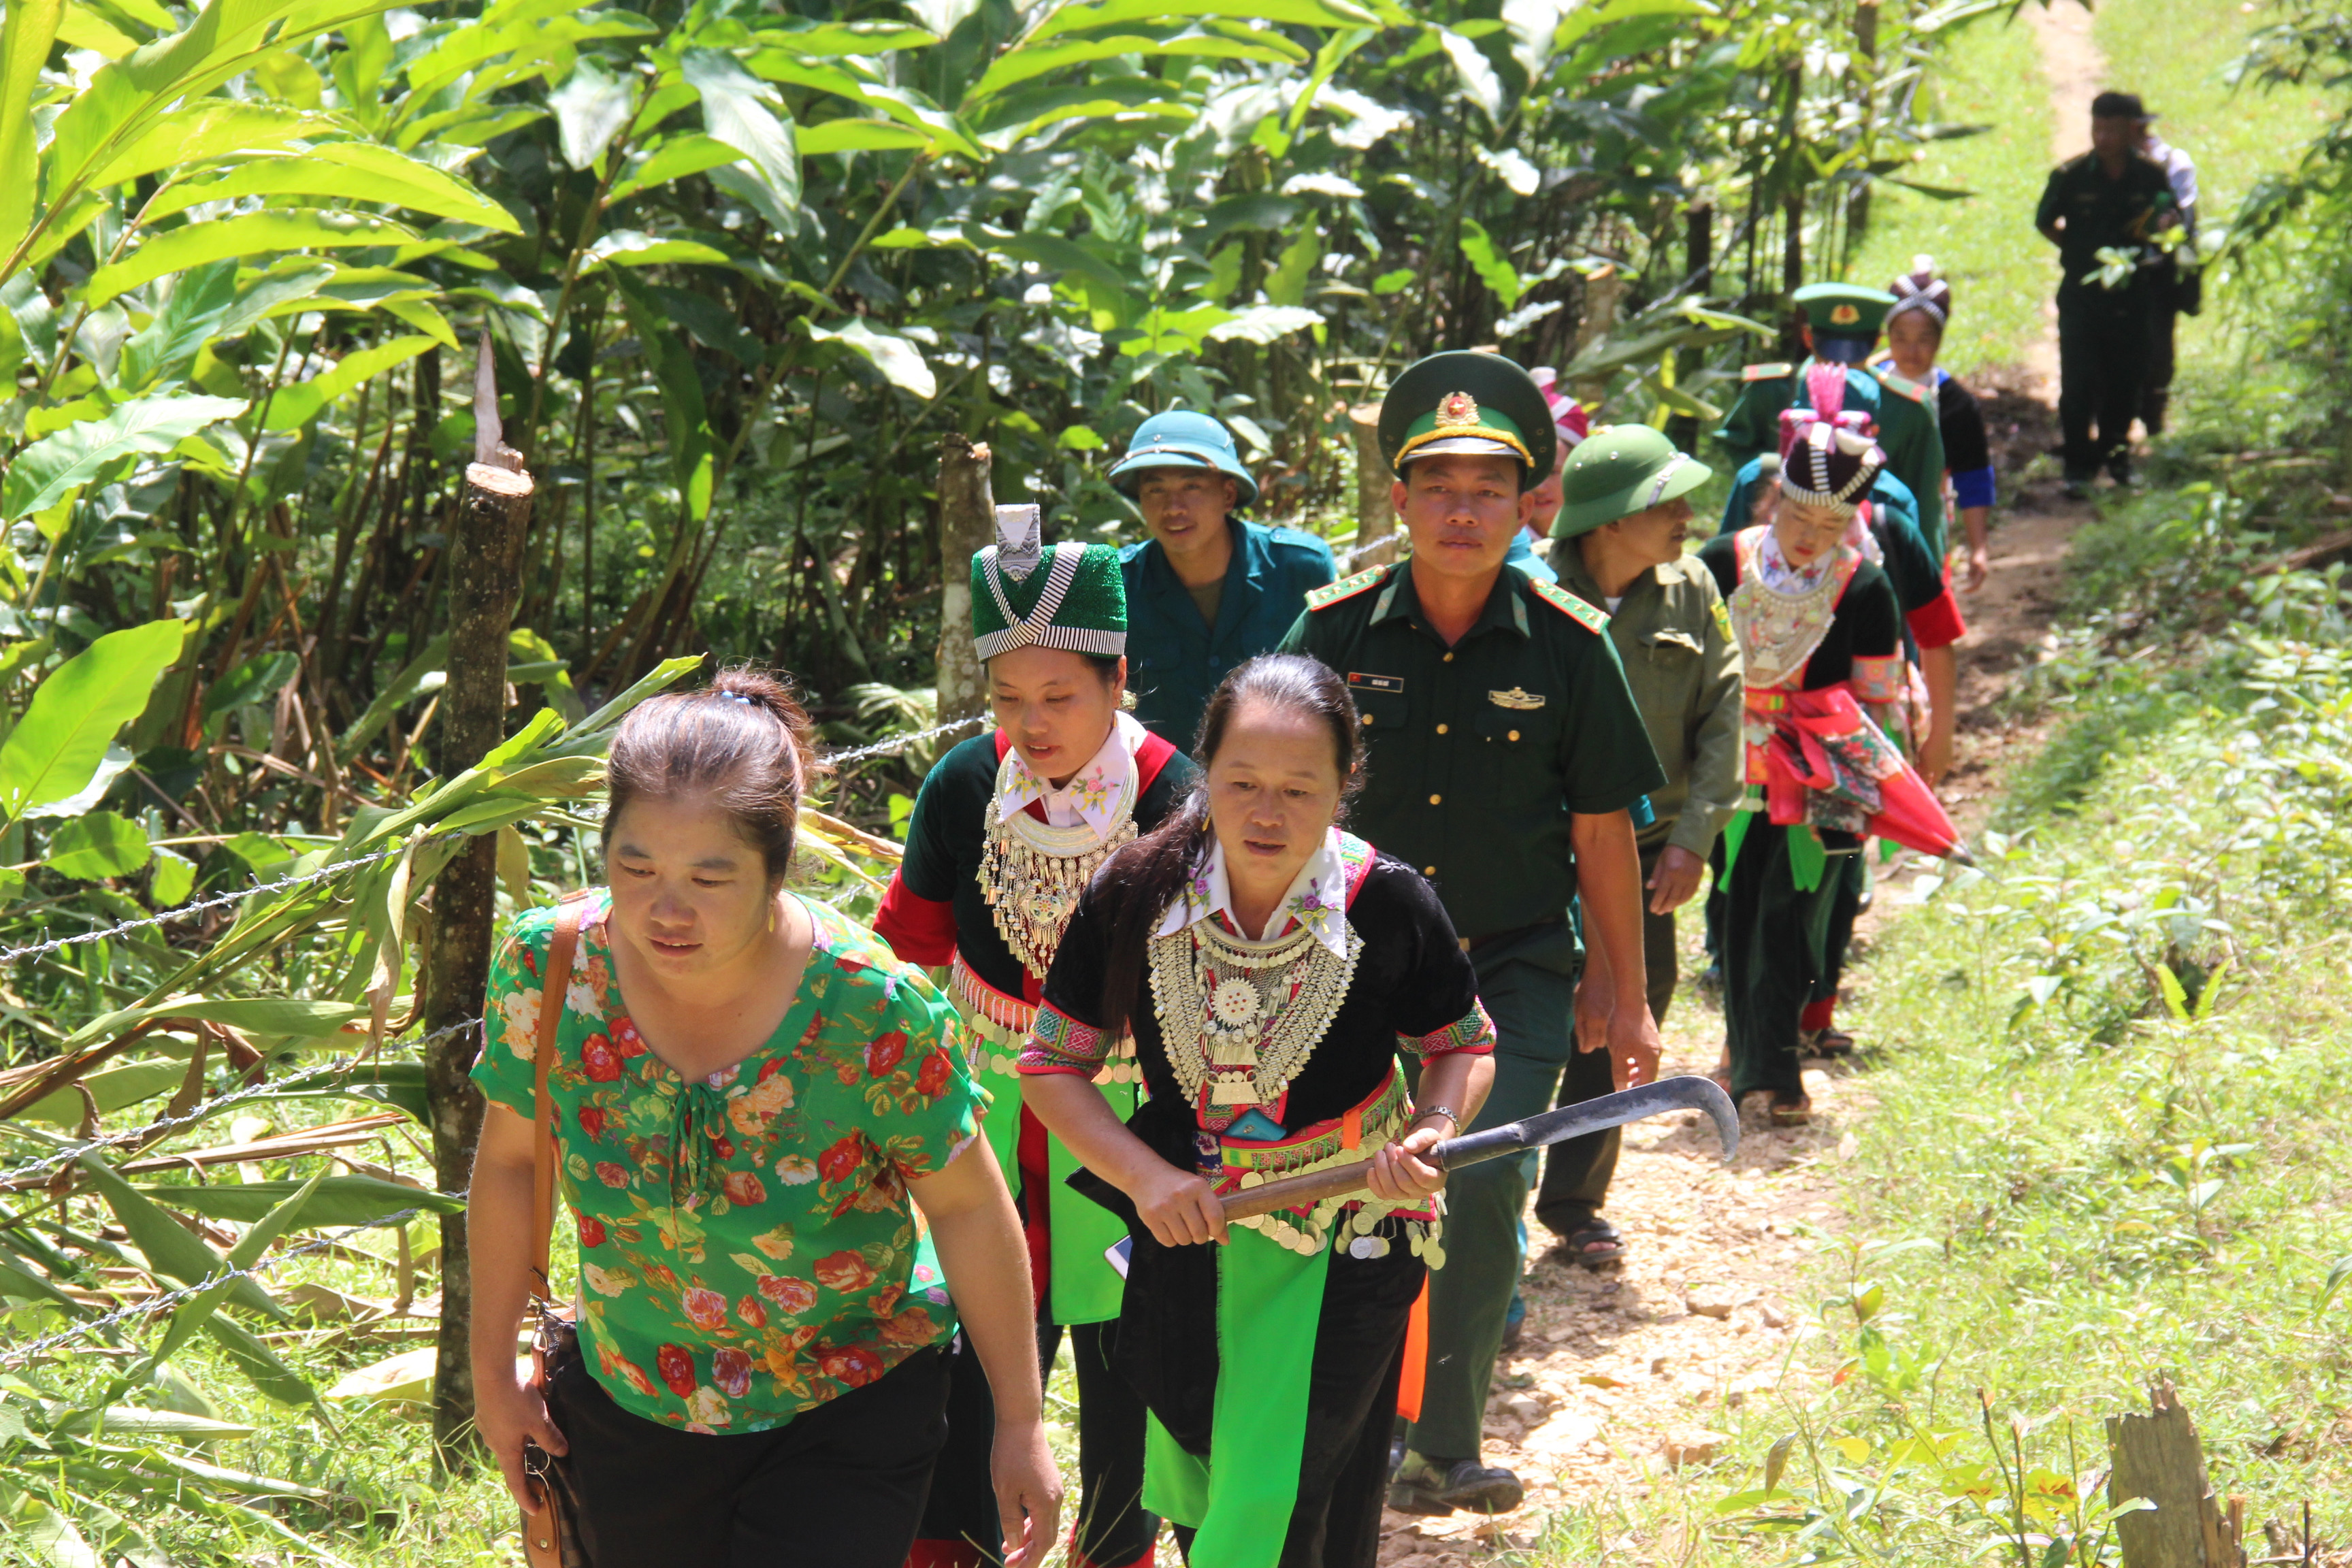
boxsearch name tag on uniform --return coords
[1488,687,1546,710]
[1347,672,1403,694]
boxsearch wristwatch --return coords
[1411,1105,1459,1134]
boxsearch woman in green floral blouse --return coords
[466,670,1062,1567]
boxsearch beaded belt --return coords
[950,954,1139,1084]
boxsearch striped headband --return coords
[1778,421,1884,515]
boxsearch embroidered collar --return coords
[996,710,1146,836]
[1757,529,1850,598]
[1156,827,1362,959]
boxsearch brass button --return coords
[1443,652,1455,663]
[1424,866,1437,876]
[1508,729,1520,742]
[1428,794,1442,805]
[1435,723,1448,735]
[1360,713,1373,725]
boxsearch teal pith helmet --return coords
[1107,409,1260,509]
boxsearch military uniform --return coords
[1120,518,1335,750]
[1280,553,1661,1469]
[2034,142,2179,480]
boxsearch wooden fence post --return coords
[1348,406,1399,569]
[2106,1379,2247,1567]
[936,434,994,725]
[425,335,534,1472]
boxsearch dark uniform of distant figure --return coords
[2034,89,2181,491]
[1713,283,1949,563]
[1279,351,1663,1520]
[1110,410,1335,751]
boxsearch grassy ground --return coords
[1844,9,2055,374]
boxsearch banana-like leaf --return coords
[13,1060,184,1128]
[0,619,185,819]
[967,31,1303,103]
[808,318,936,399]
[0,0,67,270]
[76,1157,282,1322]
[94,100,338,189]
[141,141,522,232]
[82,210,419,310]
[262,334,435,431]
[4,391,246,519]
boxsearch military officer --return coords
[1279,351,1665,1518]
[1111,410,1335,750]
[1712,283,1950,563]
[1526,426,1744,1267]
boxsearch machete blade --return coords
[1439,1074,1737,1169]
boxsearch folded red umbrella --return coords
[1761,685,1965,860]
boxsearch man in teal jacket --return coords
[1111,410,1335,749]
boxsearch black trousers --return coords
[1535,840,1680,1235]
[1167,1237,1425,1568]
[1722,826,1857,1099]
[915,1320,1156,1567]
[2057,292,2154,474]
[1803,851,1868,1018]
[544,1340,948,1568]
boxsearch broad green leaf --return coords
[44,809,152,878]
[1028,0,1375,43]
[581,230,734,272]
[0,618,184,817]
[383,295,459,349]
[996,231,1131,295]
[142,142,521,232]
[608,133,744,201]
[78,1156,283,1321]
[150,846,195,903]
[968,31,1304,103]
[549,54,634,171]
[1205,304,1323,344]
[613,273,715,516]
[808,317,935,398]
[263,334,435,430]
[753,20,938,56]
[1458,216,1524,308]
[83,210,418,310]
[2,394,245,520]
[56,3,140,59]
[683,48,800,235]
[18,1060,185,1126]
[0,0,65,271]
[0,1250,81,1309]
[1437,27,1503,123]
[137,1174,459,1226]
[117,259,333,393]
[96,101,336,189]
[796,118,932,155]
[205,649,301,715]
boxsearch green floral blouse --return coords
[472,892,987,1434]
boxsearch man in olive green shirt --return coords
[1279,352,1665,1518]
[1529,425,1744,1262]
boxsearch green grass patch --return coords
[1845,12,2054,376]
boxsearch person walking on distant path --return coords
[2035,89,2180,496]
[2134,105,2201,436]
[1882,258,1995,596]
[1111,410,1335,753]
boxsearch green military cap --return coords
[971,504,1127,659]
[1377,350,1556,483]
[1793,282,1897,342]
[1552,424,1714,540]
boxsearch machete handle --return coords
[1218,1141,1454,1222]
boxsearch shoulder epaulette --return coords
[1305,564,1389,611]
[1741,362,1794,382]
[1872,366,1932,405]
[1529,577,1609,634]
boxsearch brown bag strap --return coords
[529,895,590,1307]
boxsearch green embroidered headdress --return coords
[970,504,1128,660]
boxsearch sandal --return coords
[1546,1214,1626,1271]
[1801,1028,1856,1058]
[1769,1092,1812,1126]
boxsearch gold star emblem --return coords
[1436,391,1480,427]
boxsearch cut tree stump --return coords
[936,434,995,727]
[425,333,534,1471]
[1348,404,1399,568]
[2107,1379,2246,1567]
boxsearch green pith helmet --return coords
[1793,282,1897,343]
[1552,425,1714,540]
[1377,350,1556,483]
[1107,408,1260,508]
[970,504,1127,661]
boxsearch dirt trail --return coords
[1375,22,2105,1568]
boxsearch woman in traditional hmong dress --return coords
[1020,655,1497,1568]
[877,506,1194,1568]
[1699,421,1915,1125]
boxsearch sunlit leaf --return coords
[683,48,801,235]
[0,618,184,817]
[45,809,152,878]
[808,317,936,398]
[549,54,635,170]
[84,210,419,309]
[263,334,436,431]
[142,142,521,232]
